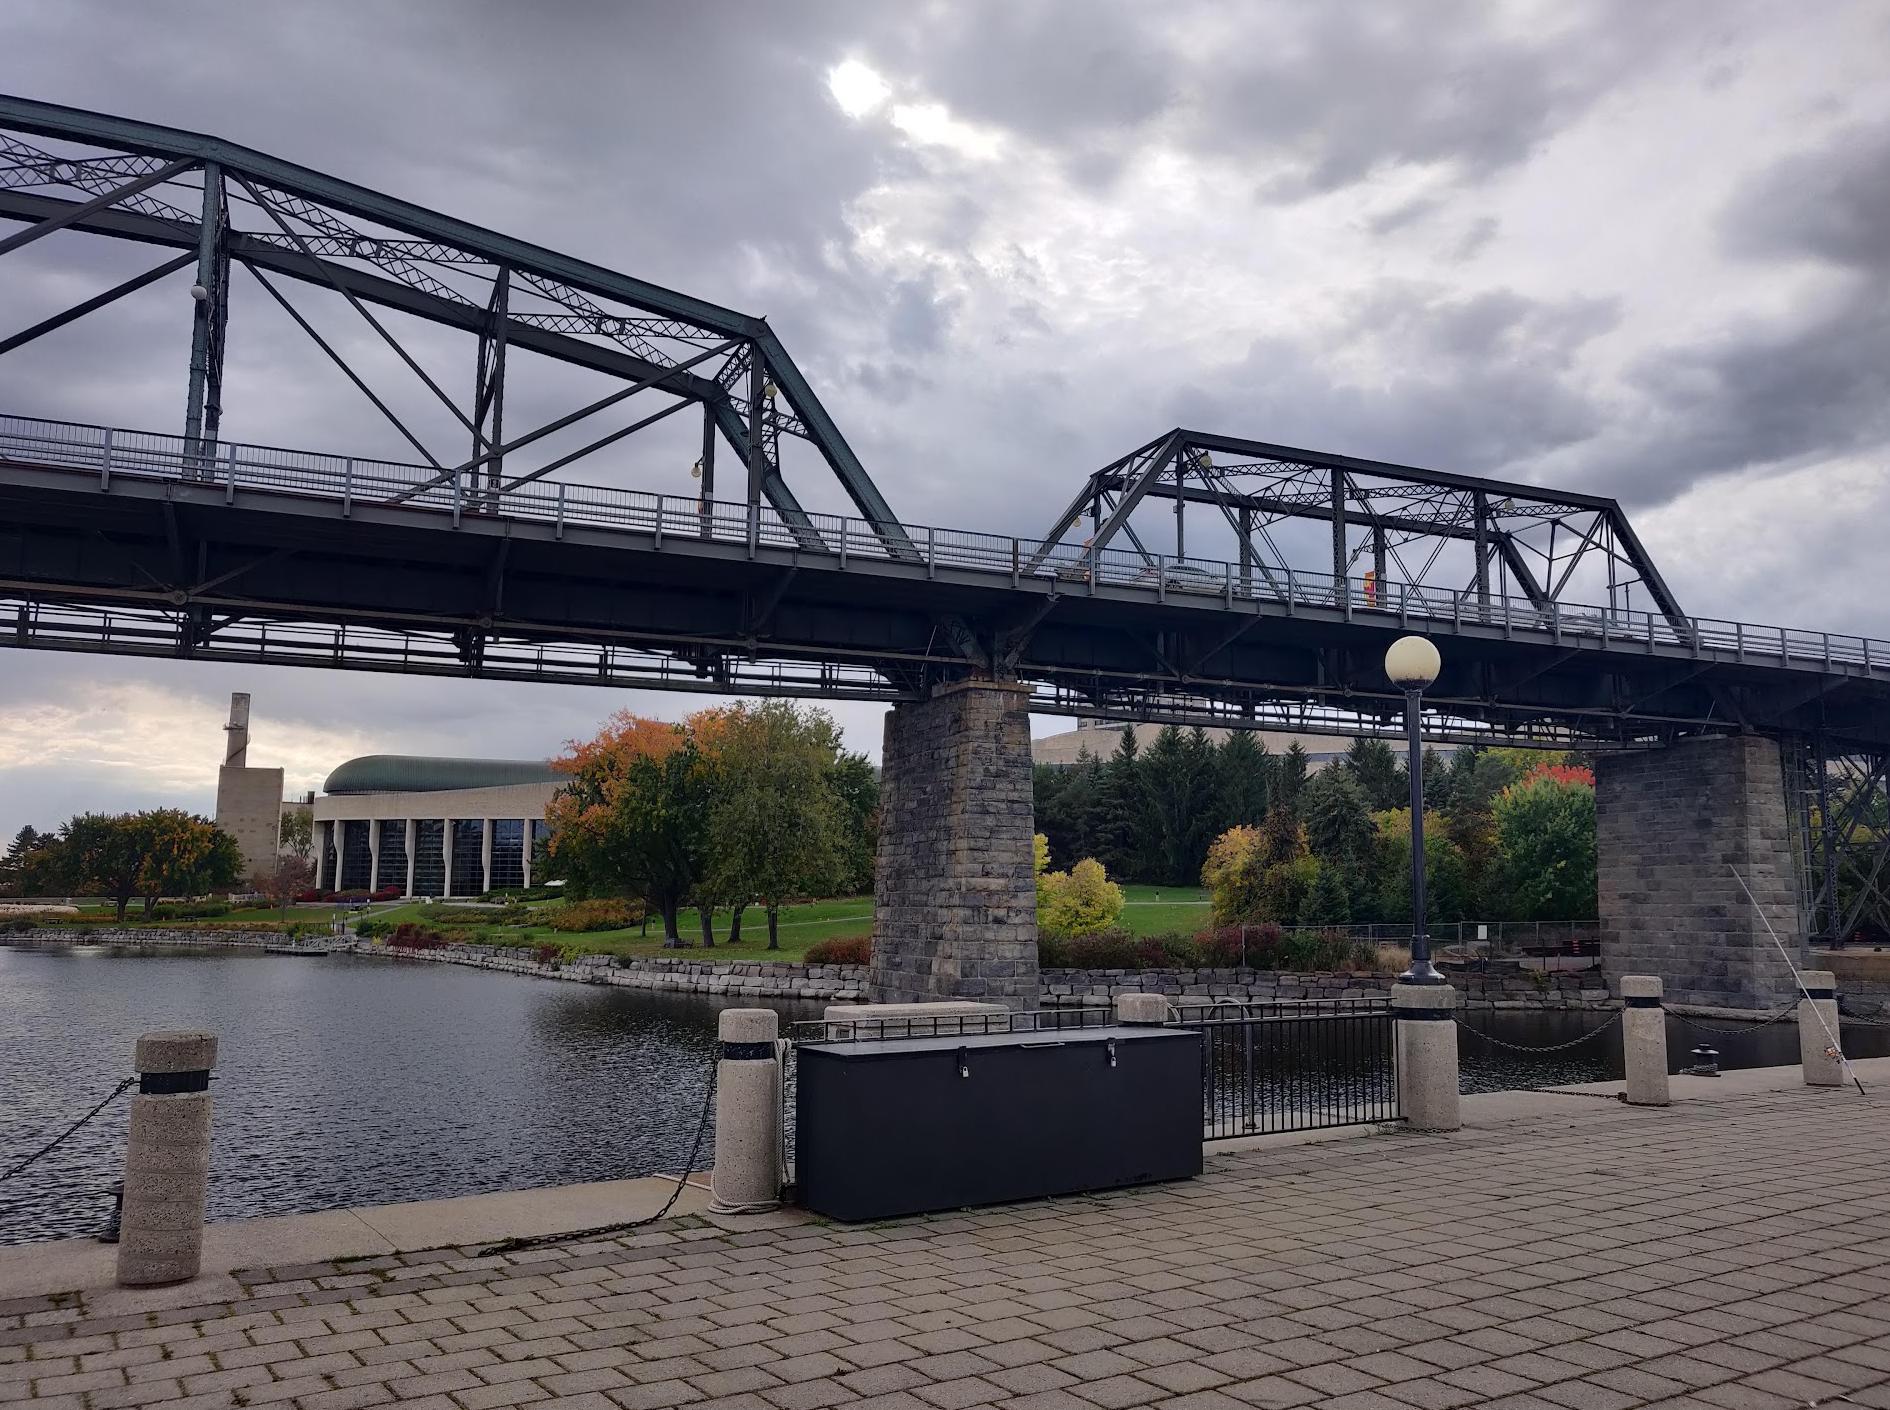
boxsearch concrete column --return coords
[1597,736,1807,1011]
[711,1008,780,1212]
[118,1031,216,1287]
[520,819,533,889]
[1798,970,1844,1087]
[1391,983,1460,1132]
[367,821,381,893]
[443,822,454,898]
[868,680,1039,1008]
[1621,975,1669,1107]
[1115,993,1170,1025]
[480,818,494,895]
[404,819,417,898]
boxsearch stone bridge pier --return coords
[1597,734,1808,1011]
[868,679,1040,1008]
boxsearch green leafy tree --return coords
[1216,731,1273,829]
[278,809,314,862]
[825,751,880,896]
[1371,809,1474,926]
[58,813,151,921]
[1492,768,1598,922]
[544,714,702,945]
[136,810,244,914]
[698,701,847,950]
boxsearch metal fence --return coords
[787,1002,1399,1142]
[5,411,1888,679]
[1173,999,1399,1138]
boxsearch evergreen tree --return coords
[1216,732,1272,828]
[1303,768,1375,874]
[1095,727,1151,881]
[1140,725,1220,886]
[1420,747,1452,811]
[1276,742,1311,816]
[1344,737,1407,811]
[1298,860,1352,926]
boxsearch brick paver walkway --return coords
[4,1084,1888,1410]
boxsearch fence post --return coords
[1621,976,1668,1106]
[712,1008,781,1211]
[117,1031,216,1286]
[1390,984,1459,1132]
[1798,971,1843,1087]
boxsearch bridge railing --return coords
[2,411,1884,679]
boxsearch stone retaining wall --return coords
[347,940,870,1003]
[1040,966,1615,1010]
[1,928,285,948]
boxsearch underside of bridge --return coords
[3,95,1887,1005]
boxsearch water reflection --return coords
[0,947,816,1246]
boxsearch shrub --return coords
[530,942,565,967]
[0,915,38,934]
[371,885,401,902]
[149,900,232,920]
[805,935,872,965]
[544,898,643,933]
[1037,857,1125,939]
[386,922,449,950]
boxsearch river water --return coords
[4,946,1885,1247]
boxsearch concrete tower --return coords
[213,692,284,884]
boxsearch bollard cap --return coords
[718,1008,779,1044]
[134,1032,217,1074]
[1621,975,1663,1000]
[1114,993,1170,1025]
[1389,984,1457,1012]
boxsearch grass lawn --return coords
[1116,884,1212,936]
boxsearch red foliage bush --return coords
[371,885,401,902]
[531,942,563,966]
[805,936,872,965]
[387,922,447,950]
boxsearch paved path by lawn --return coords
[3,1072,1888,1410]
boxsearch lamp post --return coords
[1385,635,1443,985]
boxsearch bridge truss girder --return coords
[1038,428,1689,636]
[0,94,915,557]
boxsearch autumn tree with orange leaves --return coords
[543,712,703,945]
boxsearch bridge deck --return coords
[3,414,1887,748]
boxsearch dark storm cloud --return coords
[1721,119,1890,273]
[1182,2,1714,198]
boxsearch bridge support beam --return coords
[1598,735,1807,1011]
[869,679,1039,1008]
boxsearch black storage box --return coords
[794,1024,1202,1222]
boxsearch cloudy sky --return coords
[2,1,1887,840]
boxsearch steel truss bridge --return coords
[1,96,1887,941]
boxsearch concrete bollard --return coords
[1114,993,1170,1025]
[711,1008,781,1212]
[1797,970,1844,1088]
[117,1031,217,1287]
[1620,976,1669,1106]
[1390,984,1460,1132]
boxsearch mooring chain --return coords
[0,1075,136,1184]
[1453,1008,1624,1053]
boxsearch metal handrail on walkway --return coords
[4,412,1886,679]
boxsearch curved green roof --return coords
[322,755,563,796]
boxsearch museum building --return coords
[312,755,564,897]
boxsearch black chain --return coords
[1,1076,136,1183]
[1454,1009,1623,1053]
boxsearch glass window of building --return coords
[321,822,338,892]
[450,819,484,897]
[490,819,525,891]
[340,820,373,891]
[376,820,408,894]
[411,820,445,897]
